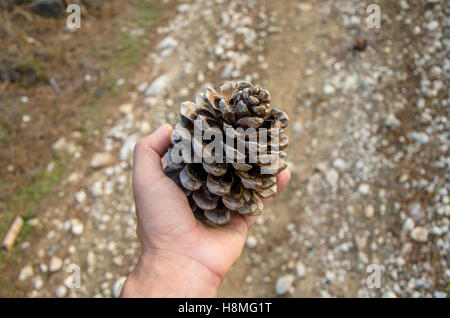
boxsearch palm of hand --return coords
[132,124,290,284]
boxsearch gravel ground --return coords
[14,0,449,298]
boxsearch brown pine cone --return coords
[164,81,289,225]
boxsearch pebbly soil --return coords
[1,0,449,298]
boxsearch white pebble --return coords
[296,262,306,278]
[18,265,33,281]
[426,20,439,31]
[323,84,336,95]
[49,256,63,272]
[365,205,375,218]
[246,236,258,249]
[333,158,347,171]
[275,274,295,295]
[71,219,84,236]
[325,168,339,188]
[112,277,127,298]
[33,276,44,290]
[385,113,401,128]
[55,286,67,298]
[75,190,87,203]
[403,218,415,232]
[410,227,429,242]
[358,183,370,195]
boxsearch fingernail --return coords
[160,123,173,132]
[154,123,172,135]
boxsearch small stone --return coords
[356,235,368,250]
[179,87,189,97]
[430,66,442,77]
[29,0,64,19]
[401,242,413,256]
[87,251,96,266]
[214,45,225,56]
[286,223,295,232]
[52,137,67,151]
[382,291,397,298]
[74,190,87,203]
[385,113,401,128]
[46,161,55,172]
[40,263,48,273]
[275,274,295,295]
[22,115,31,123]
[71,218,84,236]
[358,183,370,195]
[325,270,335,283]
[137,81,148,93]
[49,256,63,272]
[325,168,339,188]
[130,28,145,37]
[145,75,169,96]
[67,172,82,184]
[296,262,306,278]
[118,103,134,115]
[293,122,303,133]
[157,37,178,50]
[434,291,447,298]
[410,202,424,221]
[245,235,258,248]
[52,137,76,153]
[177,3,190,13]
[323,84,336,95]
[139,121,151,134]
[197,72,205,82]
[358,251,369,263]
[18,265,33,281]
[297,3,312,11]
[90,152,114,169]
[333,158,347,171]
[426,20,439,31]
[403,218,415,233]
[409,132,430,145]
[55,285,67,298]
[120,134,139,161]
[410,227,429,242]
[33,276,44,290]
[365,205,375,218]
[112,276,127,298]
[400,0,409,10]
[207,61,215,71]
[91,181,103,197]
[64,272,79,289]
[413,26,421,35]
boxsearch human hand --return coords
[121,124,291,297]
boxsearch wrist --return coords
[121,249,221,298]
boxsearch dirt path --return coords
[7,0,449,298]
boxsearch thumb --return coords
[132,124,197,241]
[132,124,173,194]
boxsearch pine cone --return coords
[164,81,289,225]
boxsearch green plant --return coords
[113,31,141,69]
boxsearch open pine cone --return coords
[164,81,289,225]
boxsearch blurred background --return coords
[0,0,449,297]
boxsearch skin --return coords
[121,124,291,297]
